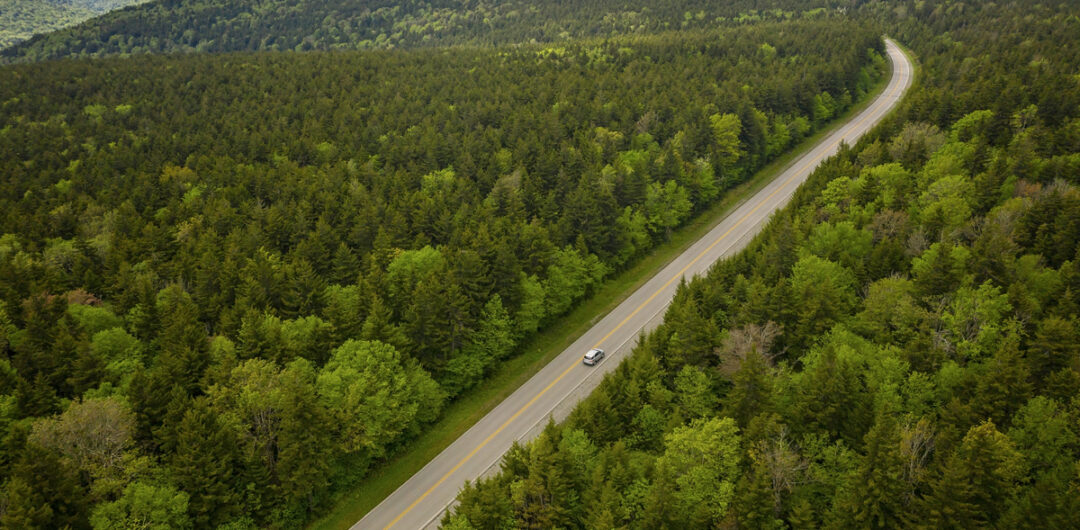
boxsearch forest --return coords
[443,0,1080,528]
[0,0,148,50]
[0,19,885,528]
[1,0,851,62]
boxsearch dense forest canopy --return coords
[0,0,149,50]
[443,0,1080,528]
[0,19,885,528]
[2,0,852,62]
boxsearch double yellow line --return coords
[380,40,909,530]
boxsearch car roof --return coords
[586,348,602,355]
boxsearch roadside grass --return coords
[309,49,899,530]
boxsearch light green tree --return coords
[801,221,873,275]
[90,481,191,530]
[709,112,742,168]
[613,206,651,266]
[68,304,124,335]
[788,255,857,348]
[385,245,444,305]
[316,340,443,456]
[674,365,715,420]
[643,180,692,235]
[543,247,607,317]
[654,417,741,526]
[514,273,547,337]
[1007,396,1077,476]
[940,281,1012,360]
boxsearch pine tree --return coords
[15,373,59,418]
[787,497,818,530]
[918,421,1023,528]
[66,340,104,396]
[155,286,210,395]
[170,399,244,528]
[330,242,361,286]
[1,443,88,529]
[846,415,906,528]
[0,476,55,529]
[280,258,326,318]
[970,332,1031,426]
[723,350,774,428]
[360,295,409,353]
[734,462,783,529]
[276,359,332,511]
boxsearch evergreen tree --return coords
[723,349,774,428]
[1,443,88,529]
[734,461,784,529]
[275,359,332,511]
[360,295,409,353]
[154,286,210,395]
[169,399,244,528]
[843,415,907,528]
[918,422,1024,528]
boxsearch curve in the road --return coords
[356,37,914,530]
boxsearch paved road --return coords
[355,38,913,530]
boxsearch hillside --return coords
[443,0,1080,527]
[0,0,148,50]
[2,0,847,62]
[0,20,884,528]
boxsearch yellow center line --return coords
[381,42,907,530]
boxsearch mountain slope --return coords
[0,0,148,49]
[2,0,847,62]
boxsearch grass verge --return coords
[309,48,899,530]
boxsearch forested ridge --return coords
[443,1,1080,528]
[0,0,148,50]
[0,20,885,528]
[2,0,849,63]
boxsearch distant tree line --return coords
[0,21,883,528]
[443,1,1080,528]
[2,0,855,62]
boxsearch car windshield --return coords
[586,350,599,358]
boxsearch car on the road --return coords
[583,348,605,365]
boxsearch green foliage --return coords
[168,399,244,528]
[90,481,191,530]
[788,255,856,348]
[644,180,694,235]
[386,246,444,306]
[673,365,715,420]
[0,443,89,528]
[801,221,872,277]
[543,247,608,317]
[653,417,742,526]
[67,304,123,335]
[842,415,906,527]
[709,112,743,168]
[1007,396,1078,476]
[29,396,135,478]
[443,295,516,397]
[316,340,443,457]
[920,422,1024,527]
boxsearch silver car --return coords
[583,348,605,366]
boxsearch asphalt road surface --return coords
[355,37,913,530]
